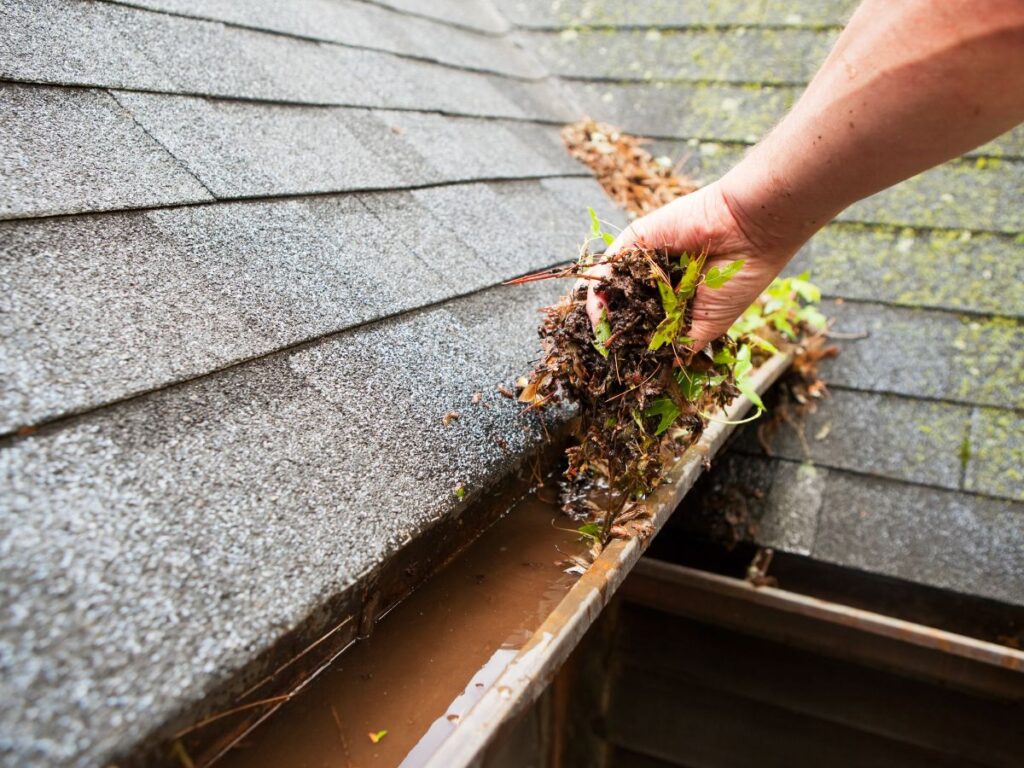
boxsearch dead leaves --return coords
[562,119,697,217]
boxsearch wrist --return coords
[715,144,831,261]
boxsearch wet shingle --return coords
[814,471,1024,605]
[0,84,212,219]
[965,408,1024,502]
[0,0,558,120]
[526,27,836,84]
[790,224,1024,318]
[113,0,542,78]
[821,302,1024,410]
[736,388,970,491]
[0,278,563,767]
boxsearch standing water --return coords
[217,487,586,767]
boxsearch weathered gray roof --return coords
[2,0,1022,765]
[0,1,625,765]
[496,0,1023,599]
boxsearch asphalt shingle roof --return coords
[493,0,1024,599]
[1,0,1021,765]
[0,2,620,764]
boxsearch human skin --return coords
[587,0,1024,344]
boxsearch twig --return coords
[331,705,355,768]
[172,694,293,739]
[825,329,869,340]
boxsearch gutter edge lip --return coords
[425,350,794,768]
[631,556,1024,673]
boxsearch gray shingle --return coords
[110,0,543,78]
[370,109,578,180]
[0,0,561,120]
[738,389,970,491]
[7,85,581,214]
[790,224,1024,318]
[822,302,1024,410]
[756,459,826,555]
[525,27,836,84]
[965,408,1024,502]
[358,190,502,294]
[839,159,1024,234]
[814,471,1024,605]
[371,0,510,34]
[0,277,564,767]
[112,93,402,197]
[567,81,1024,159]
[572,81,794,144]
[495,0,857,28]
[488,180,587,258]
[0,211,254,433]
[0,181,570,432]
[0,83,212,219]
[540,176,626,229]
[412,182,567,275]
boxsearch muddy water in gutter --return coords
[217,489,584,768]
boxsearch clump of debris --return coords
[511,119,832,548]
[561,118,696,217]
[514,235,823,545]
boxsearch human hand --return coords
[585,180,802,345]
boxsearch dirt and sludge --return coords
[216,481,585,768]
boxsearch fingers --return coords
[584,262,612,327]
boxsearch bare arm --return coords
[592,0,1024,340]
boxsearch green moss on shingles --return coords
[965,408,1024,501]
[798,224,1024,316]
[840,158,1024,233]
[541,27,834,84]
[953,317,1024,409]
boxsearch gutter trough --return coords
[423,351,795,767]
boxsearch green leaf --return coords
[746,334,779,355]
[772,313,796,339]
[657,278,678,315]
[454,484,466,500]
[704,259,745,289]
[644,396,681,435]
[735,375,765,412]
[593,309,612,358]
[603,232,615,245]
[728,305,764,337]
[797,305,827,330]
[648,312,681,351]
[676,253,704,299]
[676,369,707,400]
[792,274,821,303]
[588,206,602,240]
[712,347,736,365]
[578,522,602,540]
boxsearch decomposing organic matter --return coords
[561,119,696,217]
[510,120,831,549]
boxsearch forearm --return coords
[719,0,1024,254]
